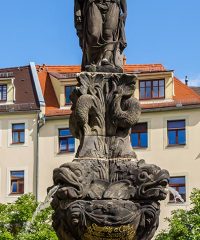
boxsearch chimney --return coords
[123,55,127,66]
[185,76,188,86]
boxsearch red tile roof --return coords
[36,64,200,117]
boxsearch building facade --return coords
[0,66,40,203]
[0,62,200,233]
[35,63,200,232]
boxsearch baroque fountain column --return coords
[49,1,170,239]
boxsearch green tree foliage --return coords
[0,193,58,240]
[156,189,200,240]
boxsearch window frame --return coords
[65,85,75,105]
[131,122,148,149]
[58,128,75,153]
[139,79,165,100]
[0,84,7,102]
[167,120,186,146]
[10,170,25,195]
[12,123,25,144]
[169,176,186,204]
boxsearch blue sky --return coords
[0,0,200,86]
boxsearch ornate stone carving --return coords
[50,3,170,239]
[50,159,169,240]
[69,72,141,159]
[74,0,127,72]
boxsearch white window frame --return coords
[6,167,28,198]
[8,119,28,147]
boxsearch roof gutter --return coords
[30,62,45,107]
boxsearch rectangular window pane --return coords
[131,133,139,147]
[10,171,24,194]
[140,81,145,88]
[153,86,159,98]
[159,86,165,97]
[20,132,25,143]
[0,85,7,101]
[178,130,186,145]
[146,81,151,87]
[12,123,25,144]
[68,138,75,152]
[168,120,185,129]
[12,123,25,130]
[168,130,176,145]
[58,128,75,153]
[132,123,148,148]
[59,129,71,136]
[140,87,145,99]
[60,139,67,151]
[12,132,19,143]
[159,80,165,86]
[140,133,148,148]
[139,80,165,100]
[153,80,158,86]
[169,176,186,203]
[146,87,151,98]
[65,86,75,104]
[169,177,185,184]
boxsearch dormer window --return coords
[65,86,75,105]
[139,79,165,100]
[0,84,7,102]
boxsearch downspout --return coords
[30,62,46,201]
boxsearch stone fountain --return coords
[49,1,170,239]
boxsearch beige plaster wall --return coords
[133,108,200,233]
[37,118,78,201]
[0,113,38,203]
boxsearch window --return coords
[131,122,148,148]
[58,128,75,153]
[0,84,7,101]
[65,86,75,105]
[10,171,24,194]
[167,120,186,146]
[169,176,186,203]
[139,80,165,100]
[12,123,25,144]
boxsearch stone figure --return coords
[74,0,127,72]
[49,2,170,239]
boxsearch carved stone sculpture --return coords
[49,2,170,239]
[49,73,170,240]
[74,0,127,72]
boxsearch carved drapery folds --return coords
[50,72,169,240]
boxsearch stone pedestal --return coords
[49,73,169,240]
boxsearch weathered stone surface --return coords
[49,72,170,240]
[69,72,141,159]
[50,158,169,240]
[74,0,127,72]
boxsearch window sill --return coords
[167,202,187,206]
[11,142,25,145]
[132,147,148,150]
[57,151,75,155]
[9,193,24,196]
[166,144,186,148]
